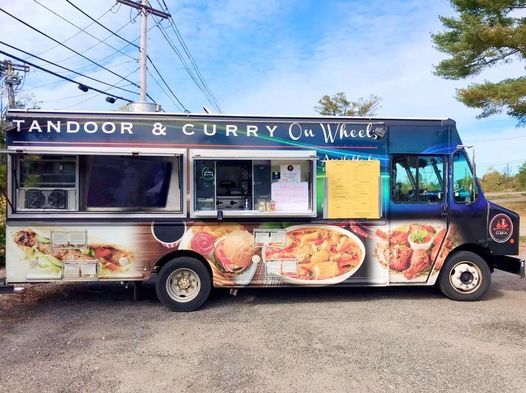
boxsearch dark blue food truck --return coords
[2,109,524,311]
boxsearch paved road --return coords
[1,269,526,393]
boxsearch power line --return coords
[0,49,134,103]
[156,0,221,112]
[65,0,140,50]
[153,22,218,112]
[55,69,139,110]
[0,7,141,90]
[54,16,140,65]
[33,0,137,62]
[147,69,184,112]
[146,55,187,111]
[0,41,139,96]
[60,2,176,107]
[20,60,135,92]
[32,5,116,58]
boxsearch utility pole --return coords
[117,0,171,106]
[0,60,29,108]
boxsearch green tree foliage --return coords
[314,92,382,116]
[480,163,526,191]
[432,0,526,124]
[517,162,526,188]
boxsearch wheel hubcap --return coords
[166,268,201,303]
[449,262,482,294]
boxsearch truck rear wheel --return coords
[156,257,211,312]
[438,251,491,301]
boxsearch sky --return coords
[0,0,525,174]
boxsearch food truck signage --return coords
[2,110,524,312]
[8,118,384,147]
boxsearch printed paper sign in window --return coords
[326,160,381,219]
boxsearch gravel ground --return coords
[1,262,526,393]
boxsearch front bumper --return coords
[492,255,525,278]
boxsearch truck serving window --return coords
[10,149,185,216]
[453,151,477,204]
[191,150,316,217]
[86,156,179,210]
[16,155,78,211]
[391,155,444,203]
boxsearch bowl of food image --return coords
[407,226,435,251]
[262,225,366,285]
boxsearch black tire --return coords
[156,257,211,312]
[438,251,491,301]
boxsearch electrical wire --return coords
[33,0,137,62]
[0,49,134,103]
[32,5,115,58]
[65,0,140,50]
[0,7,141,91]
[155,0,221,112]
[54,16,140,65]
[152,23,215,111]
[55,68,139,110]
[146,68,183,111]
[20,60,135,92]
[0,41,139,96]
[71,0,191,111]
[146,56,187,111]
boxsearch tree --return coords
[432,1,526,124]
[314,92,382,116]
[517,161,526,188]
[481,167,506,191]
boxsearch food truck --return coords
[1,109,524,311]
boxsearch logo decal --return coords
[489,214,513,243]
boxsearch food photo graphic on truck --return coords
[1,110,524,311]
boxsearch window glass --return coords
[453,152,476,203]
[417,156,444,202]
[19,155,76,188]
[16,155,78,211]
[392,156,417,202]
[391,155,444,203]
[195,160,216,211]
[86,156,178,210]
[193,158,313,214]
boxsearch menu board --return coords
[326,160,380,219]
[271,182,309,212]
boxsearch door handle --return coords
[441,204,448,216]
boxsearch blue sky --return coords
[0,0,525,174]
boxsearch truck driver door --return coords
[389,155,448,283]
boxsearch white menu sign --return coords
[271,181,309,212]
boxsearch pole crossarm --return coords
[116,0,171,19]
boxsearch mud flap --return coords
[491,255,525,278]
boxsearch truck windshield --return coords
[453,151,477,203]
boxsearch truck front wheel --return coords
[156,257,212,312]
[438,251,491,301]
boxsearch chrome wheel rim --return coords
[449,261,482,294]
[166,268,201,303]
